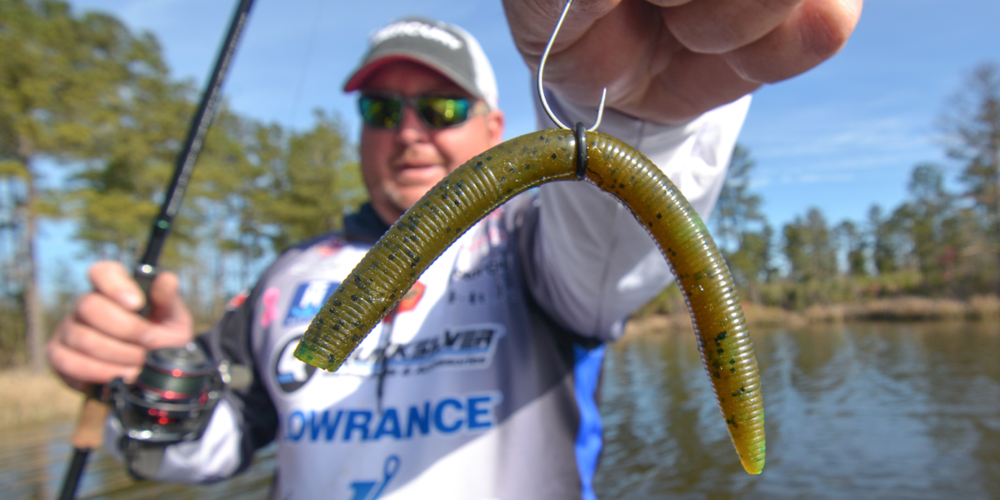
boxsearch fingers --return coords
[86,261,192,346]
[663,0,862,81]
[663,0,803,54]
[88,261,145,311]
[643,50,763,122]
[47,328,143,387]
[74,290,150,345]
[646,0,692,6]
[722,0,864,83]
[501,0,620,61]
[144,271,194,349]
[504,0,862,122]
[544,0,662,108]
[47,261,194,390]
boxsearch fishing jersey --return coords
[104,93,751,500]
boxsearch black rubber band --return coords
[575,122,588,179]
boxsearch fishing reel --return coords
[109,342,224,445]
[108,342,246,477]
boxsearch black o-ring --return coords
[575,122,587,179]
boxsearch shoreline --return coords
[0,369,82,430]
[5,294,998,430]
[625,294,1000,336]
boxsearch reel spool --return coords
[111,343,222,445]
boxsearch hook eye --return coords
[535,0,607,132]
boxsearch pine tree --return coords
[713,144,764,252]
[262,110,365,252]
[940,62,1000,290]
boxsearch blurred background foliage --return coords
[1,0,999,370]
[0,0,364,369]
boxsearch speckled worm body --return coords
[294,129,765,474]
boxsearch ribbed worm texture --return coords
[294,129,765,474]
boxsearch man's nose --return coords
[397,105,429,143]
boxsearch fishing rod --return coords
[57,0,256,498]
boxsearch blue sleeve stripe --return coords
[573,343,606,500]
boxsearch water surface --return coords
[5,322,999,499]
[596,321,1000,499]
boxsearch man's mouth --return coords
[392,163,445,185]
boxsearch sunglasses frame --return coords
[358,92,479,131]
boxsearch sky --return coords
[38,0,1000,298]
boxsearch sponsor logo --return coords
[288,263,309,276]
[447,289,490,305]
[450,257,508,281]
[284,392,501,443]
[398,281,425,313]
[383,281,425,323]
[370,20,462,50]
[337,323,506,377]
[284,280,339,326]
[225,289,249,310]
[260,287,281,328]
[273,335,316,393]
[315,237,344,257]
[349,455,399,500]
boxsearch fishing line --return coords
[286,0,328,129]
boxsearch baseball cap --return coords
[343,17,499,110]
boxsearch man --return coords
[48,1,862,498]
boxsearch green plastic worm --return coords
[293,129,765,474]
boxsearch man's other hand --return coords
[504,0,863,123]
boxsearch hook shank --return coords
[536,0,607,132]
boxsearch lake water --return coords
[596,321,1000,499]
[4,322,999,499]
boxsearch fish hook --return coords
[536,0,607,132]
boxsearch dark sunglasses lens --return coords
[418,97,471,128]
[360,95,401,129]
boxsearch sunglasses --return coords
[359,92,476,130]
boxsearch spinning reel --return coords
[110,342,223,445]
[108,342,248,477]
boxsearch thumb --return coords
[142,271,194,348]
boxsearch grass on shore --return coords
[0,368,82,429]
[625,294,1000,337]
[6,296,999,429]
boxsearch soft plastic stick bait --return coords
[294,129,765,474]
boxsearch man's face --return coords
[359,61,505,224]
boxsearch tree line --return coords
[2,1,997,370]
[0,0,365,369]
[707,61,1000,312]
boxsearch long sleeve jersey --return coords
[106,92,751,500]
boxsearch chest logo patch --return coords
[284,280,339,327]
[337,323,507,377]
[274,334,317,393]
[260,287,281,328]
[349,455,399,500]
[383,281,426,323]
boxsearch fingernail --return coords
[121,291,143,310]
